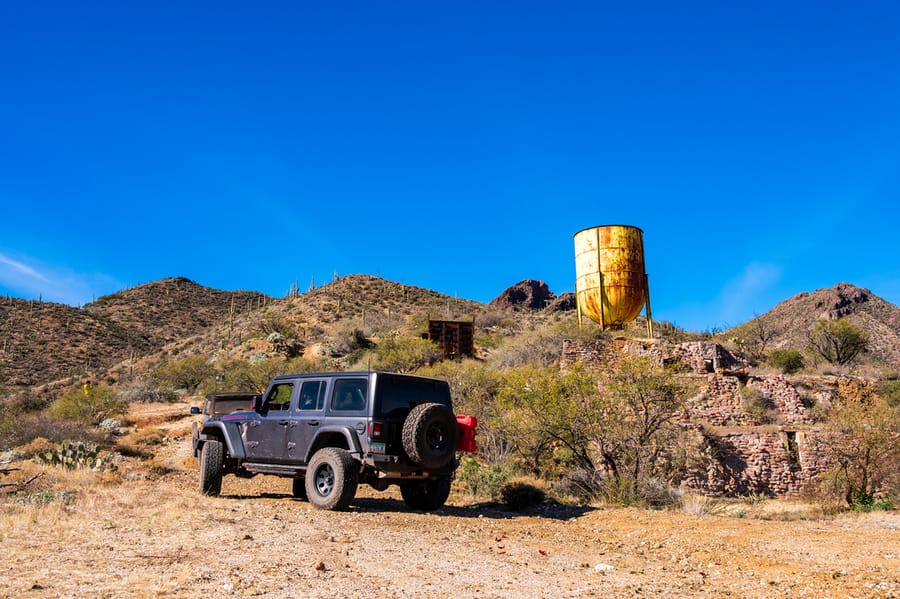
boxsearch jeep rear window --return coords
[375,376,451,418]
[331,378,368,412]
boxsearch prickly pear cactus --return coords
[35,441,115,471]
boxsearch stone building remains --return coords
[561,337,842,497]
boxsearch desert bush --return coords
[367,336,441,373]
[740,385,776,424]
[459,457,512,500]
[46,385,127,424]
[254,313,298,339]
[768,349,804,374]
[0,413,105,451]
[555,468,604,503]
[327,320,373,357]
[877,378,900,407]
[500,478,547,510]
[116,378,178,403]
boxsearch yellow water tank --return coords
[574,225,651,331]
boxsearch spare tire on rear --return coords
[402,402,458,469]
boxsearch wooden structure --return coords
[425,319,474,359]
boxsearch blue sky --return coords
[1,1,898,332]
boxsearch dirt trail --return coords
[1,403,898,598]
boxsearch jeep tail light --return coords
[369,421,384,440]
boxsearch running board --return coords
[242,462,304,476]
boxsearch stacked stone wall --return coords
[685,428,833,497]
[684,374,812,426]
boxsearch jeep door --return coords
[285,379,328,464]
[324,377,369,453]
[243,381,296,462]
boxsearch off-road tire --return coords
[400,476,452,511]
[305,448,358,511]
[199,439,224,496]
[402,403,458,469]
[292,476,307,501]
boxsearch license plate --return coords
[369,442,385,454]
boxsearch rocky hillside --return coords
[726,282,900,368]
[2,277,898,395]
[0,278,267,389]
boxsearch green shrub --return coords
[46,385,127,424]
[741,385,776,424]
[878,378,900,408]
[459,457,511,500]
[768,349,804,374]
[849,491,895,512]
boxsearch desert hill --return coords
[2,276,898,396]
[726,282,900,368]
[0,277,267,389]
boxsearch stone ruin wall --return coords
[685,374,811,426]
[561,338,839,497]
[683,427,834,497]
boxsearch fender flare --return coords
[304,426,363,463]
[199,421,246,460]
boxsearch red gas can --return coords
[455,415,477,453]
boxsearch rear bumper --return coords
[366,453,458,476]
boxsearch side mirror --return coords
[190,406,201,415]
[253,395,264,412]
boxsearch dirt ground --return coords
[2,403,898,598]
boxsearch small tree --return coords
[595,356,695,499]
[807,318,868,366]
[736,314,782,364]
[153,356,216,394]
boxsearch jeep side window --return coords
[298,381,324,411]
[331,379,367,411]
[262,382,293,412]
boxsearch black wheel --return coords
[199,439,224,496]
[292,476,307,500]
[304,448,358,511]
[402,403,458,469]
[400,476,452,511]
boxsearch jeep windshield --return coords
[374,374,451,418]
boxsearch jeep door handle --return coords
[278,420,289,426]
[307,420,320,426]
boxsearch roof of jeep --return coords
[204,391,261,400]
[269,371,444,383]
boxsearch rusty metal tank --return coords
[574,225,651,331]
